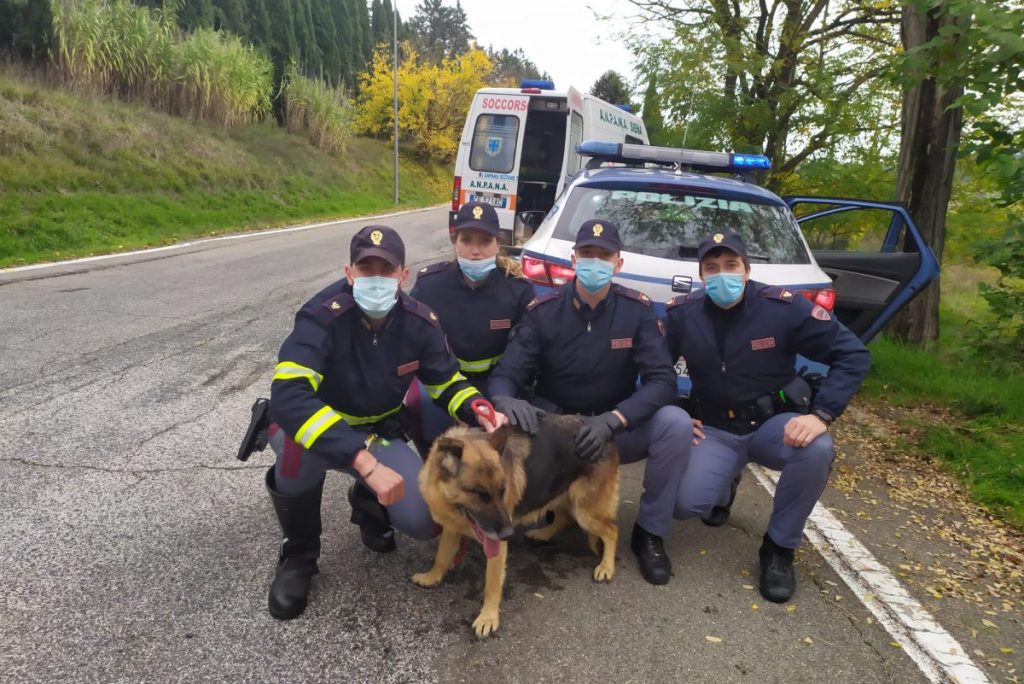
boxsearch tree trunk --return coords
[890,1,966,345]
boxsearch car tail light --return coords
[797,287,836,311]
[451,176,461,211]
[522,255,576,287]
[520,87,542,94]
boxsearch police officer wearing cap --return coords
[264,225,504,620]
[408,202,534,446]
[665,230,870,603]
[488,219,693,585]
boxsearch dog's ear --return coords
[434,437,463,477]
[486,424,509,454]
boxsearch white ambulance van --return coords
[451,80,649,248]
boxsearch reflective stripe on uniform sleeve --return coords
[456,354,502,374]
[295,406,342,449]
[423,371,466,400]
[338,403,403,426]
[447,387,480,418]
[273,362,323,392]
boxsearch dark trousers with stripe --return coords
[268,423,438,540]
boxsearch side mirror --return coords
[513,210,546,245]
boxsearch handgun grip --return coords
[237,398,270,461]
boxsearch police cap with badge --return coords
[453,201,501,238]
[697,230,748,262]
[351,224,405,266]
[575,219,622,252]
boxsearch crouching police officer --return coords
[488,219,693,585]
[665,230,870,603]
[408,202,534,447]
[265,225,501,620]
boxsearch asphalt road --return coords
[1,207,929,683]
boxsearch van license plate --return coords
[467,193,508,209]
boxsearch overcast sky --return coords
[392,0,644,95]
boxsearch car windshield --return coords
[553,184,811,264]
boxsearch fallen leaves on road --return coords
[803,637,814,645]
[705,635,722,643]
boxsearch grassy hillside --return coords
[0,71,450,267]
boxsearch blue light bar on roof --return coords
[577,141,771,173]
[615,104,633,113]
[520,79,555,90]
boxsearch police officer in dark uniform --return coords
[488,219,693,585]
[265,225,502,620]
[408,202,534,445]
[665,230,870,603]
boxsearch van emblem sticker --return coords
[486,137,502,157]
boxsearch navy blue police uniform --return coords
[664,229,870,603]
[488,219,693,585]
[263,225,483,620]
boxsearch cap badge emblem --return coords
[593,223,604,236]
[713,233,724,243]
[370,229,383,246]
[472,206,484,220]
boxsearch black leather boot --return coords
[758,533,796,603]
[630,523,671,585]
[702,471,742,527]
[348,482,396,553]
[265,468,322,620]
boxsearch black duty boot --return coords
[265,468,323,620]
[758,533,796,603]
[702,471,742,527]
[630,523,671,585]
[348,482,396,553]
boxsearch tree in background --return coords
[356,43,492,160]
[486,46,545,87]
[0,0,53,61]
[590,69,633,107]
[406,0,472,63]
[640,72,666,145]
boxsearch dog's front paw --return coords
[411,571,444,588]
[593,561,615,583]
[472,610,500,638]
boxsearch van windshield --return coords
[553,185,810,264]
[470,114,519,173]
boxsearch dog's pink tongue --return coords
[469,520,502,558]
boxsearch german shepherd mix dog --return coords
[412,415,619,638]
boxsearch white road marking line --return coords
[0,205,446,274]
[749,465,989,684]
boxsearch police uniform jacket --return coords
[270,279,482,466]
[410,260,534,387]
[488,282,677,426]
[664,280,870,420]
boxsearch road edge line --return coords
[749,465,989,684]
[0,204,445,274]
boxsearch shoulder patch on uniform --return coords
[760,286,795,303]
[613,284,652,306]
[526,290,561,311]
[320,293,356,318]
[811,305,832,321]
[402,294,440,326]
[666,291,702,309]
[416,261,452,278]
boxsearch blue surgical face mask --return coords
[457,255,497,281]
[574,257,616,293]
[704,272,746,308]
[352,276,400,318]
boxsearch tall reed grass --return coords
[51,0,271,126]
[281,62,355,153]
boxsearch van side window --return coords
[567,111,584,175]
[625,135,645,145]
[470,114,520,173]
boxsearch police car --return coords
[514,141,940,391]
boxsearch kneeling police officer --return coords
[665,231,870,603]
[263,225,501,620]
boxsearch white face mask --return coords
[352,276,400,318]
[457,255,497,281]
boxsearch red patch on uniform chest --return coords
[750,337,776,351]
[489,319,511,330]
[610,338,633,349]
[397,360,420,376]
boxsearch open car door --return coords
[785,197,940,343]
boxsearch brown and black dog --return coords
[412,415,619,638]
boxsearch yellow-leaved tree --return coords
[356,44,493,161]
